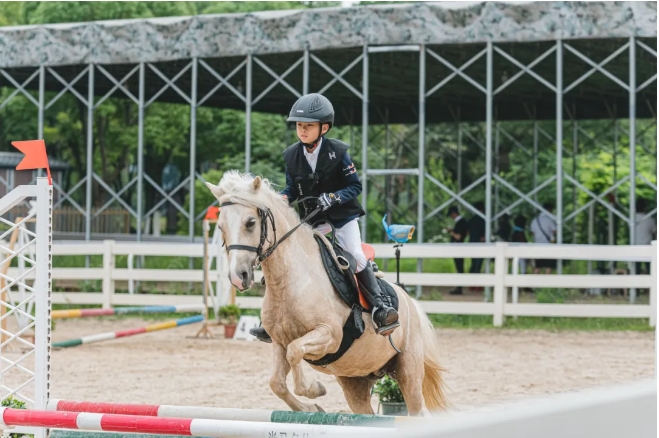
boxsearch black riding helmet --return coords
[287,93,334,147]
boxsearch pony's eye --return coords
[246,218,256,229]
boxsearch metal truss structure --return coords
[0,17,656,290]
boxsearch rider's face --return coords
[296,122,328,143]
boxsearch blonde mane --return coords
[217,170,312,236]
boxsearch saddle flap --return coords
[314,234,360,308]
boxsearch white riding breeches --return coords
[314,218,368,272]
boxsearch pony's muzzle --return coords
[240,269,254,290]
[229,268,254,291]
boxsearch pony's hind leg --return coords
[270,342,323,412]
[336,375,378,415]
[392,347,425,416]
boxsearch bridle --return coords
[219,196,322,268]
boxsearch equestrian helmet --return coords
[287,93,335,128]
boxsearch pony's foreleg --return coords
[286,325,338,400]
[270,342,321,412]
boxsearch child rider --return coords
[249,93,400,342]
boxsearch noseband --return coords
[219,197,321,268]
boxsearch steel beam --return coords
[245,54,252,174]
[86,65,94,253]
[485,41,493,244]
[189,58,198,242]
[556,40,563,249]
[361,45,369,239]
[137,62,145,241]
[629,36,637,302]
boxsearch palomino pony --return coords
[206,171,446,415]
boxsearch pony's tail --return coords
[412,299,448,413]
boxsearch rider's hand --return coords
[318,192,340,211]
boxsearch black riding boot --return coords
[356,264,400,335]
[249,324,272,343]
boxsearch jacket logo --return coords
[328,152,336,160]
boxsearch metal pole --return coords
[189,58,198,242]
[533,118,538,203]
[417,44,426,298]
[556,40,563,274]
[303,49,309,95]
[485,42,493,241]
[245,54,252,174]
[85,65,94,268]
[137,62,145,242]
[37,65,45,179]
[572,117,578,244]
[38,65,44,140]
[613,118,618,192]
[629,36,637,303]
[457,116,462,192]
[495,121,500,219]
[361,45,369,239]
[588,203,594,273]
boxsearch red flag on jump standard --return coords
[11,139,52,186]
[205,206,220,220]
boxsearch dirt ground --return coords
[3,318,655,414]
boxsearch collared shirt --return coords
[303,137,323,172]
[530,212,556,243]
[635,212,657,245]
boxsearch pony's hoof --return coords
[315,381,327,397]
[314,404,325,413]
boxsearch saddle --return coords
[304,233,399,367]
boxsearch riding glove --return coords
[318,192,340,211]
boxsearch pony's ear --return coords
[252,176,262,192]
[205,182,223,199]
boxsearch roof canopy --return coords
[0,1,655,123]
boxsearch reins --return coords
[219,196,322,268]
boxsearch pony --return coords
[206,171,447,415]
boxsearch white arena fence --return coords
[1,238,655,327]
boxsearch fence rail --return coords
[3,239,655,327]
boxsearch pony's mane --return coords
[217,170,307,230]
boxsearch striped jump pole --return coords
[52,316,204,349]
[46,399,417,428]
[52,304,205,319]
[0,408,397,438]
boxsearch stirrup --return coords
[370,306,400,336]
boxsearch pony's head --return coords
[205,171,298,291]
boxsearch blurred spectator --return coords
[634,197,656,274]
[445,205,468,295]
[530,201,557,274]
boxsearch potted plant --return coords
[219,304,241,339]
[372,375,407,416]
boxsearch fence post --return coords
[493,241,506,327]
[650,240,656,328]
[102,240,115,309]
